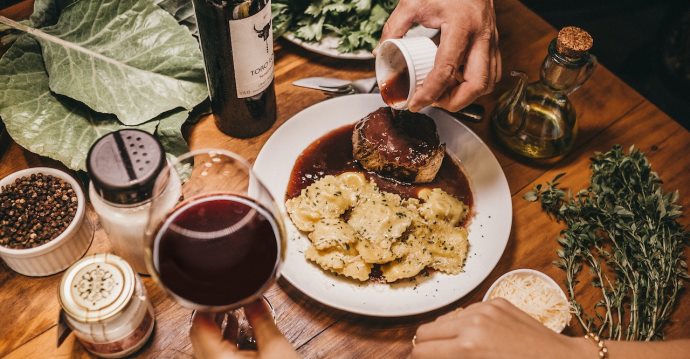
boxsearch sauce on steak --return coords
[286,123,472,209]
[353,107,445,183]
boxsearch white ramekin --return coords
[483,268,569,333]
[0,167,94,276]
[375,37,437,110]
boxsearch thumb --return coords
[244,299,298,358]
[190,312,239,359]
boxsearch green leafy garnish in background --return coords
[272,0,398,53]
[0,0,208,170]
[525,145,689,340]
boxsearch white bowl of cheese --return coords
[483,269,571,333]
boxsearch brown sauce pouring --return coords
[380,68,410,107]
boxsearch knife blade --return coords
[293,77,352,92]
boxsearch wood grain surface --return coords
[1,1,688,358]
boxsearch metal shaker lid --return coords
[58,253,135,323]
[87,129,166,205]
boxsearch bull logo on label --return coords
[254,19,271,54]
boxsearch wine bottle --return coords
[192,0,277,138]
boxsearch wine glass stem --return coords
[190,296,275,350]
[235,295,275,349]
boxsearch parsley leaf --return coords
[272,0,398,53]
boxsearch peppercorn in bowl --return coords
[0,167,94,276]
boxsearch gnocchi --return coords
[287,172,470,282]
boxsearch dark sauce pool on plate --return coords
[286,124,473,208]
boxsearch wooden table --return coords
[2,1,689,358]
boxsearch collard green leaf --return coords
[29,0,77,27]
[0,35,165,170]
[31,0,198,33]
[32,0,207,125]
[153,0,198,36]
[0,25,18,49]
[155,109,190,158]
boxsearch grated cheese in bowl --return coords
[484,269,571,332]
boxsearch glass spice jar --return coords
[58,253,155,358]
[87,129,181,274]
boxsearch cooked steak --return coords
[352,107,445,183]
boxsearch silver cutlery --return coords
[293,77,378,95]
[292,76,484,122]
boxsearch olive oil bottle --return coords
[491,27,597,159]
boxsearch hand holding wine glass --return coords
[190,299,300,359]
[145,149,287,349]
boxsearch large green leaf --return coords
[155,108,190,158]
[0,35,189,170]
[31,0,207,125]
[29,0,77,27]
[29,0,198,33]
[153,0,198,36]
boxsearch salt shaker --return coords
[87,129,180,274]
[58,253,155,358]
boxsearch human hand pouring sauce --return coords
[374,0,501,113]
[375,37,488,122]
[376,37,437,111]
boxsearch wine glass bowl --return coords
[144,149,285,314]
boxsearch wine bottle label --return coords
[229,2,274,98]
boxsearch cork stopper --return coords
[556,26,593,58]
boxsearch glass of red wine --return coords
[144,149,285,348]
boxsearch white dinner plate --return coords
[253,94,511,317]
[282,26,438,60]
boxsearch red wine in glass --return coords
[152,194,281,309]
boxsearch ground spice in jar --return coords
[0,173,78,249]
[59,254,156,358]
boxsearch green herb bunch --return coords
[272,0,398,53]
[525,145,690,340]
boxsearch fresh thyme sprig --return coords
[525,145,690,341]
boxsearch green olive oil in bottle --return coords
[491,27,597,159]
